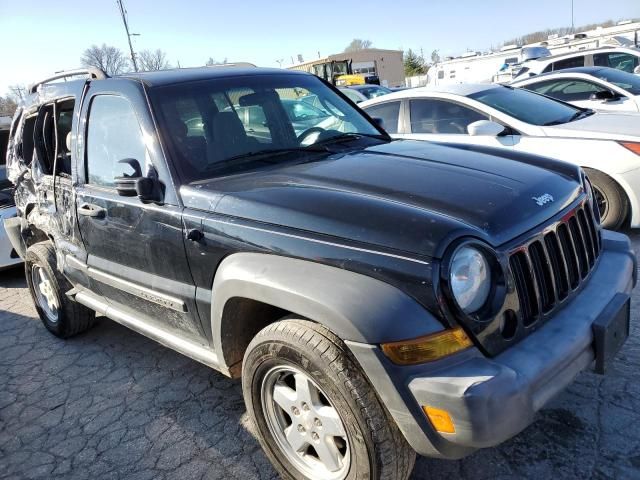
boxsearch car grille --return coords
[509,203,601,327]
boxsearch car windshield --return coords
[469,86,584,126]
[149,73,384,182]
[358,86,392,99]
[594,68,640,95]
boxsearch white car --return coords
[1,117,21,270]
[511,67,640,112]
[513,46,640,79]
[360,83,640,230]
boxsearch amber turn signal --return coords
[381,327,473,365]
[621,142,640,156]
[423,406,456,434]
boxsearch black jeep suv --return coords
[4,66,635,480]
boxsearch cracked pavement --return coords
[1,233,640,480]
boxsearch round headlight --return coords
[449,245,491,314]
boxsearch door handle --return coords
[78,203,106,219]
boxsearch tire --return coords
[242,318,416,480]
[25,242,95,338]
[584,168,629,230]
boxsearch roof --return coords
[412,83,502,96]
[525,46,639,64]
[510,66,617,85]
[120,66,307,87]
[359,83,502,106]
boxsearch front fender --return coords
[210,252,445,371]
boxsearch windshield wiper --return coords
[543,109,594,126]
[313,132,390,146]
[205,145,331,172]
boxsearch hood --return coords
[181,140,583,257]
[542,111,640,141]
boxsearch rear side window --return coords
[552,56,585,71]
[364,101,400,133]
[86,95,147,187]
[409,99,487,134]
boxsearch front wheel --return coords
[242,319,415,480]
[584,168,629,230]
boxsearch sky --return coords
[0,0,638,95]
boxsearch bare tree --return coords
[344,39,373,53]
[0,96,18,116]
[80,44,130,76]
[206,57,228,66]
[138,49,171,71]
[8,85,28,103]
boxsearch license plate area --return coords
[592,293,630,374]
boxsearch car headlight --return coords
[449,245,491,314]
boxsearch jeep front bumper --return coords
[346,229,636,459]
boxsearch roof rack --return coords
[29,67,109,94]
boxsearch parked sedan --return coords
[360,84,640,229]
[511,67,640,112]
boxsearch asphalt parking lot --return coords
[1,234,639,480]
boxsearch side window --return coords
[34,105,56,174]
[21,115,37,166]
[525,79,605,102]
[409,99,487,134]
[86,96,147,188]
[363,101,401,133]
[542,64,553,74]
[552,56,585,71]
[55,99,75,176]
[594,52,639,73]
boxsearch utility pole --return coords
[117,0,139,72]
[571,0,575,33]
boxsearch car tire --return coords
[584,168,629,230]
[25,242,95,338]
[242,318,416,480]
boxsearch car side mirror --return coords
[589,90,619,101]
[467,120,505,136]
[371,117,384,129]
[114,158,163,202]
[634,66,640,75]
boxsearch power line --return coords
[116,0,139,72]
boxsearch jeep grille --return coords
[509,203,601,327]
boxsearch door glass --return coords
[363,101,400,133]
[594,52,639,73]
[409,99,487,134]
[552,56,585,71]
[86,95,147,187]
[525,79,605,102]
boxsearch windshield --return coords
[469,86,582,126]
[357,86,392,99]
[149,73,383,182]
[594,68,640,95]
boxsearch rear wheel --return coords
[584,168,629,230]
[25,242,95,338]
[242,318,415,480]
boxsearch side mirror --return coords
[371,117,385,129]
[589,90,619,101]
[114,158,163,202]
[634,66,640,75]
[467,120,505,136]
